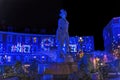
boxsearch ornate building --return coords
[103,17,120,58]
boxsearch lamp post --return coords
[76,37,84,61]
[79,37,84,52]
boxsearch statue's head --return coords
[59,9,67,18]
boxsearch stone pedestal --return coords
[65,54,74,62]
[44,62,78,75]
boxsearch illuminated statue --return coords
[56,9,69,58]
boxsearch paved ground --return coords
[107,74,120,80]
[92,72,120,80]
[1,73,120,80]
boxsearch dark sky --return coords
[0,0,120,50]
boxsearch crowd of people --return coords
[3,59,39,80]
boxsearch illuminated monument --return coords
[103,17,120,57]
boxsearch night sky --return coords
[0,0,120,50]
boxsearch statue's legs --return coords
[56,31,65,58]
[56,30,70,58]
[58,38,65,58]
[64,33,69,53]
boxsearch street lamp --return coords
[78,37,84,51]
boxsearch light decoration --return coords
[79,37,83,42]
[7,56,11,62]
[5,55,7,58]
[93,57,100,70]
[0,31,95,64]
[69,44,77,52]
[113,49,119,57]
[69,37,78,53]
[77,51,84,58]
[78,37,84,52]
[103,54,108,63]
[79,51,84,58]
[103,17,120,58]
[93,58,96,69]
[33,37,37,43]
[42,56,45,59]
[77,36,94,52]
[41,55,46,62]
[118,34,120,36]
[41,38,54,51]
[11,43,31,53]
[33,56,37,58]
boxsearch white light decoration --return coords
[41,38,54,51]
[79,37,83,42]
[7,56,11,62]
[42,56,45,59]
[11,43,31,53]
[118,34,120,36]
[24,45,31,53]
[16,43,22,52]
[33,56,36,58]
[69,44,77,52]
[5,55,7,58]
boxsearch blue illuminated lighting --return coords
[33,56,36,58]
[0,31,94,64]
[77,36,94,52]
[103,17,120,57]
[42,56,45,59]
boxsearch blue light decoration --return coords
[11,43,31,53]
[77,36,94,53]
[69,36,78,53]
[41,37,54,51]
[7,56,11,63]
[0,31,94,64]
[103,17,120,58]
